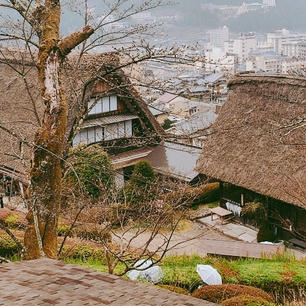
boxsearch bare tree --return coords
[56,151,207,275]
[0,0,200,259]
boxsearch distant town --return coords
[138,19,306,149]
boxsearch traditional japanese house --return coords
[0,50,163,192]
[196,73,306,246]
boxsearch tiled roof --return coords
[110,147,153,169]
[82,115,138,128]
[146,141,202,182]
[0,258,218,306]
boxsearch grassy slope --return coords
[65,254,306,293]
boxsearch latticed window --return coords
[88,96,118,115]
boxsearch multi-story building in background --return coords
[255,55,282,73]
[208,26,230,49]
[267,29,306,55]
[262,0,276,7]
[282,41,306,58]
[224,33,257,63]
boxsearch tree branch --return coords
[58,25,94,57]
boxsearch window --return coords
[105,123,118,140]
[110,96,117,111]
[102,97,110,112]
[88,95,118,115]
[87,127,95,144]
[79,129,88,144]
[73,126,105,146]
[95,126,104,142]
[73,119,133,146]
[118,121,125,138]
[124,120,132,137]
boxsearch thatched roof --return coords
[196,73,306,209]
[0,49,162,182]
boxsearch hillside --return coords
[166,0,306,33]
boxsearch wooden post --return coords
[241,193,244,206]
[219,181,223,205]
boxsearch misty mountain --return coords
[58,0,306,40]
[155,0,306,34]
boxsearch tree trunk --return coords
[23,0,93,259]
[24,0,65,259]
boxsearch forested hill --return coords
[156,0,306,33]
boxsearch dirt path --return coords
[112,221,306,259]
[112,222,235,257]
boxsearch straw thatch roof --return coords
[196,73,306,209]
[0,49,163,182]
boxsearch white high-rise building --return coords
[267,29,306,55]
[208,26,230,49]
[282,41,306,58]
[255,55,281,73]
[263,0,276,7]
[225,33,257,63]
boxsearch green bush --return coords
[162,119,173,130]
[62,245,105,262]
[4,214,20,228]
[129,160,155,187]
[221,294,275,306]
[257,225,275,242]
[65,144,114,200]
[0,233,21,258]
[158,284,190,296]
[57,223,72,237]
[192,284,274,304]
[1,212,26,229]
[124,160,156,204]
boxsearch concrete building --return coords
[262,0,276,7]
[225,33,257,63]
[208,26,230,49]
[255,55,281,73]
[282,41,306,58]
[267,29,306,55]
[247,54,305,74]
[205,54,237,74]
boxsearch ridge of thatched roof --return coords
[196,73,306,209]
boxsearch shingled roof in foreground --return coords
[0,258,218,306]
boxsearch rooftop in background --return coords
[204,72,225,84]
[155,93,178,104]
[146,141,202,182]
[0,258,217,306]
[169,109,217,135]
[148,105,167,116]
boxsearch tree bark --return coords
[23,0,94,259]
[24,0,66,259]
